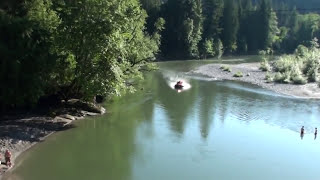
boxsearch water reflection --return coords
[197,82,217,139]
[156,73,197,135]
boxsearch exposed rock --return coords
[60,114,76,121]
[53,116,72,126]
[66,99,105,114]
[100,107,106,114]
[80,111,99,116]
[73,116,84,120]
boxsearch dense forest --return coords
[142,0,320,58]
[1,0,320,111]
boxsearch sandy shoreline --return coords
[190,62,320,99]
[0,100,105,180]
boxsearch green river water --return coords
[7,58,320,180]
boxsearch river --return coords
[6,58,320,180]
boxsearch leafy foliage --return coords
[0,0,60,108]
[0,0,163,110]
[272,38,320,84]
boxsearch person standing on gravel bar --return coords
[5,150,12,167]
[300,126,305,140]
[300,126,305,135]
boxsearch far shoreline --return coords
[189,62,320,99]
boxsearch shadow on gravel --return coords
[0,118,75,143]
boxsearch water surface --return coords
[8,58,320,180]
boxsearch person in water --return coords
[315,128,317,136]
[175,81,183,87]
[5,150,12,167]
[300,126,304,135]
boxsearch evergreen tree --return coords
[202,0,224,40]
[221,0,239,54]
[237,0,255,53]
[140,0,162,34]
[257,0,271,50]
[200,0,224,58]
[161,0,203,58]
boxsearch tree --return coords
[221,0,239,54]
[201,38,215,59]
[256,0,279,50]
[161,0,202,59]
[237,0,253,53]
[200,0,224,58]
[0,0,60,109]
[54,0,163,99]
[139,0,162,34]
[202,0,224,40]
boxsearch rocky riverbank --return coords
[0,99,105,179]
[190,62,320,99]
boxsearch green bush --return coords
[305,57,320,82]
[273,40,320,85]
[274,55,299,73]
[260,60,271,71]
[220,65,232,72]
[265,72,274,83]
[274,72,285,83]
[233,71,243,77]
[283,71,291,83]
[290,65,308,84]
[292,75,307,84]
